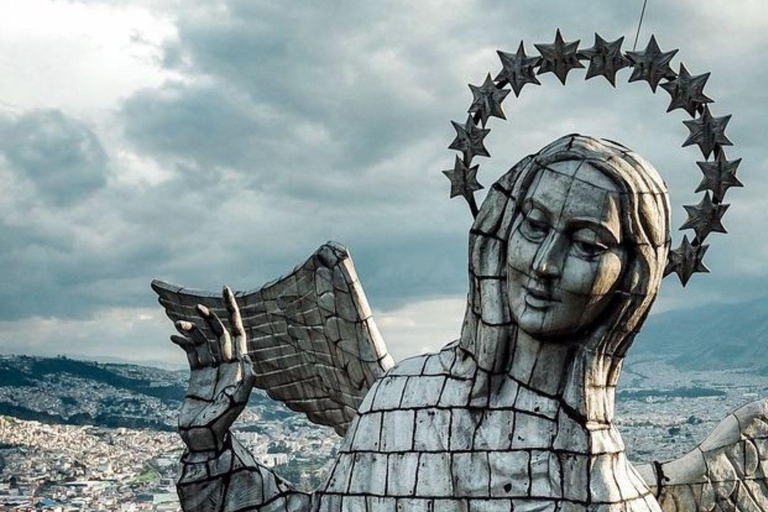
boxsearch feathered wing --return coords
[635,398,768,511]
[152,242,395,436]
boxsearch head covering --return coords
[456,134,671,413]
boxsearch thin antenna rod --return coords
[633,0,649,50]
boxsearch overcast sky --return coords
[0,0,766,367]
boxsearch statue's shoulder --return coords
[357,341,462,415]
[386,339,462,378]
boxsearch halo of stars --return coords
[443,29,741,287]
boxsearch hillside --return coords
[631,297,768,372]
[0,295,766,432]
[0,355,283,430]
[0,355,340,493]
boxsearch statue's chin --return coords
[515,326,580,344]
[508,284,616,344]
[511,307,591,342]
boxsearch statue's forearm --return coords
[177,433,312,512]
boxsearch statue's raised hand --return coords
[170,286,255,453]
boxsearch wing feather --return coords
[636,398,768,511]
[152,242,394,436]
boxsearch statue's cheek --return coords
[559,250,624,297]
[506,230,539,274]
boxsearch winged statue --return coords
[153,135,768,512]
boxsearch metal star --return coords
[534,29,584,85]
[695,153,743,202]
[660,63,713,116]
[682,107,733,159]
[579,33,629,87]
[448,116,491,162]
[442,156,483,201]
[680,192,729,242]
[495,42,541,97]
[665,235,709,287]
[468,73,511,126]
[626,35,678,92]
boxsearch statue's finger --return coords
[175,320,208,345]
[235,335,248,361]
[196,304,228,363]
[195,337,213,367]
[196,304,222,336]
[176,320,213,367]
[223,286,247,359]
[174,320,195,336]
[170,335,200,369]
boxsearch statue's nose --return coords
[532,232,566,278]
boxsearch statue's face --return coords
[506,160,627,340]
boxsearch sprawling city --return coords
[0,354,764,511]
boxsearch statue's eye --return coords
[519,213,549,242]
[572,230,610,259]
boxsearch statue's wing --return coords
[152,242,395,436]
[635,398,768,511]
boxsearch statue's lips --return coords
[524,286,560,308]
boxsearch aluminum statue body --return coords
[154,135,766,511]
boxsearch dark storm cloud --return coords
[4,0,767,345]
[123,1,456,183]
[0,205,172,321]
[123,82,261,170]
[0,109,108,205]
[106,0,768,317]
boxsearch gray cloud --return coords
[123,82,261,171]
[1,1,767,363]
[0,109,108,205]
[112,0,768,312]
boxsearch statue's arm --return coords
[177,435,311,512]
[169,287,312,512]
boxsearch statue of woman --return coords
[154,134,768,511]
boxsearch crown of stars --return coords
[665,235,709,286]
[535,29,584,85]
[626,35,678,92]
[448,116,491,163]
[495,42,541,97]
[468,74,511,126]
[441,30,740,286]
[580,33,629,87]
[661,64,713,116]
[696,153,743,202]
[442,156,483,202]
[682,107,733,159]
[680,192,729,242]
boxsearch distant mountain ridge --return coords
[0,355,291,431]
[632,297,768,372]
[0,355,186,430]
[0,296,765,431]
[0,356,185,400]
